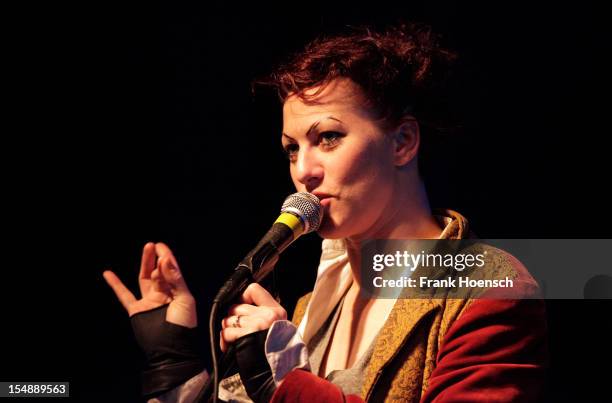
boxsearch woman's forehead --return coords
[282,79,370,127]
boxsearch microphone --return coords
[204,192,322,403]
[213,192,322,304]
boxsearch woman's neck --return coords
[344,178,442,290]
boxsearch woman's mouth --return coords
[319,197,332,207]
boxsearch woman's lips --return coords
[319,197,332,207]
[312,193,333,209]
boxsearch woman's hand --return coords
[103,242,197,328]
[104,242,205,399]
[220,283,287,352]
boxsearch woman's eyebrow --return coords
[282,116,343,140]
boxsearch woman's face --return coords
[282,78,400,240]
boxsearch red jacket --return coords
[272,251,548,402]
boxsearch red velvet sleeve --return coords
[270,369,364,403]
[421,297,548,402]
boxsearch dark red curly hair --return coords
[255,22,457,131]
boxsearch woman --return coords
[104,23,547,402]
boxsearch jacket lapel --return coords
[361,209,468,399]
[361,297,442,399]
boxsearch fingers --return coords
[221,313,279,330]
[155,242,179,268]
[103,270,137,313]
[139,241,190,299]
[222,314,254,329]
[221,315,235,329]
[227,303,258,317]
[220,332,229,352]
[149,267,172,296]
[241,283,282,308]
[138,242,156,295]
[157,247,191,298]
[139,242,157,280]
[219,297,287,351]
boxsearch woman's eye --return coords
[283,143,299,160]
[319,131,343,147]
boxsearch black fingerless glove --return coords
[130,304,204,399]
[234,330,277,403]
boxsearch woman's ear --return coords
[392,118,420,166]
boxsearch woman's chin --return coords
[316,217,348,240]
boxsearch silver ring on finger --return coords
[232,315,243,328]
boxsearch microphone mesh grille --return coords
[280,192,322,233]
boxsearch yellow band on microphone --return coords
[275,212,304,238]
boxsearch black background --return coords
[3,1,611,402]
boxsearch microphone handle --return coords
[213,265,253,304]
[214,222,293,304]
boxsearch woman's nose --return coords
[293,147,323,190]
